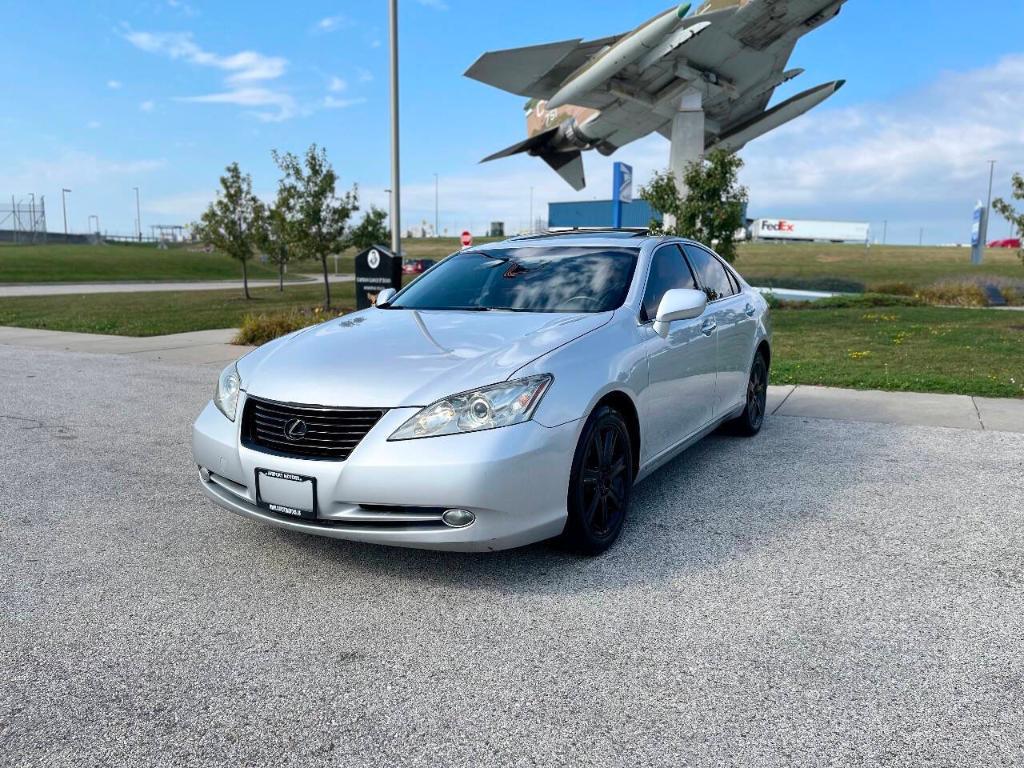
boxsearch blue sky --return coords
[2,0,1023,243]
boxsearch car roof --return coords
[477,230,688,251]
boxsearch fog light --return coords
[199,467,211,482]
[442,508,475,528]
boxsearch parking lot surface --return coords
[2,346,1023,767]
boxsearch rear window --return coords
[389,246,639,313]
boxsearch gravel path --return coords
[2,347,1022,767]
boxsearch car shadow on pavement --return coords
[256,416,869,595]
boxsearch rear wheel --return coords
[561,405,634,555]
[730,353,769,436]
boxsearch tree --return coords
[193,162,264,299]
[347,205,390,251]
[272,144,357,309]
[259,185,296,292]
[640,149,749,263]
[992,173,1024,266]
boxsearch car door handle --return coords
[744,303,756,317]
[701,318,717,336]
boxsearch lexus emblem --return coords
[284,419,308,441]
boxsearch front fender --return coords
[513,313,648,429]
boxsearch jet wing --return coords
[464,34,624,103]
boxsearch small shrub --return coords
[870,281,916,296]
[917,281,989,307]
[232,306,348,346]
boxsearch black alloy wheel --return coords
[732,353,769,436]
[562,405,634,555]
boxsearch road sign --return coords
[612,162,634,228]
[461,230,473,248]
[971,202,985,265]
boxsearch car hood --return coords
[238,308,611,408]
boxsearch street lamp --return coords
[61,188,71,240]
[389,0,401,255]
[434,173,439,238]
[980,160,996,251]
[133,187,142,242]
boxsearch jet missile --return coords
[546,3,692,110]
[710,80,845,154]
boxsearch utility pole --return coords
[61,188,71,240]
[388,0,401,256]
[882,220,887,245]
[133,187,142,242]
[28,193,36,242]
[919,227,923,247]
[434,173,439,238]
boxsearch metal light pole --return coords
[882,220,887,245]
[28,193,36,242]
[133,187,142,242]
[61,188,71,240]
[529,187,534,233]
[388,0,401,256]
[434,173,439,238]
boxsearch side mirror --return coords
[375,288,397,307]
[653,288,707,337]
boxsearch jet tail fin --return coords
[542,151,585,191]
[481,127,559,163]
[480,126,586,191]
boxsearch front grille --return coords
[241,396,386,461]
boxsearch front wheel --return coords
[561,405,634,556]
[730,353,769,436]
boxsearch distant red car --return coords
[988,238,1021,249]
[402,258,436,275]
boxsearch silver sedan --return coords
[192,231,772,554]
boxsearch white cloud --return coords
[416,0,449,10]
[107,80,123,90]
[123,30,287,84]
[180,87,297,122]
[139,100,156,112]
[328,76,347,93]
[357,67,373,83]
[86,120,102,129]
[314,15,349,33]
[123,28,295,121]
[322,96,366,110]
[735,53,1024,231]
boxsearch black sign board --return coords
[354,245,402,310]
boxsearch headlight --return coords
[215,364,241,421]
[389,375,552,440]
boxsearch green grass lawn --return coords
[734,242,1023,292]
[771,306,1024,398]
[0,243,284,284]
[0,282,356,336]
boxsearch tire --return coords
[730,352,769,437]
[561,405,634,555]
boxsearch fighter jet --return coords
[465,0,848,190]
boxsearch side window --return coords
[641,245,698,321]
[683,245,736,302]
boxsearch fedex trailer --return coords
[752,218,870,243]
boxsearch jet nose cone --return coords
[677,2,692,18]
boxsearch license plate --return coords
[255,469,317,521]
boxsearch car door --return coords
[682,244,757,414]
[640,244,717,461]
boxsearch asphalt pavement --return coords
[2,346,1023,767]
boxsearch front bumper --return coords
[191,394,580,552]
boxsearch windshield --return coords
[388,246,639,313]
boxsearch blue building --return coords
[548,199,663,229]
